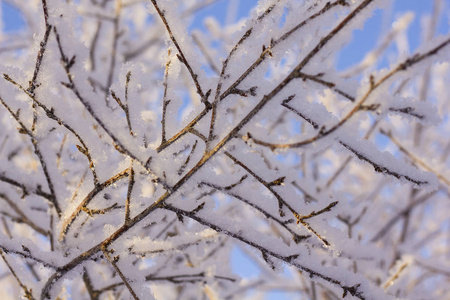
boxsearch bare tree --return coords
[0,0,449,299]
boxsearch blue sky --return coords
[1,1,448,299]
[1,1,25,31]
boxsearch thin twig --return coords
[125,162,135,223]
[177,140,198,175]
[380,129,450,187]
[0,96,61,217]
[102,247,140,300]
[160,51,172,144]
[0,249,35,300]
[0,194,48,236]
[105,4,122,107]
[370,191,437,242]
[150,0,205,100]
[192,33,220,75]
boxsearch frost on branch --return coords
[0,0,449,299]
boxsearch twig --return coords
[160,51,172,144]
[125,162,135,223]
[28,0,53,132]
[0,174,51,200]
[105,4,123,107]
[337,207,367,239]
[339,141,429,186]
[83,267,100,300]
[98,272,235,293]
[150,0,205,100]
[370,191,437,242]
[102,247,140,300]
[111,76,134,136]
[177,140,198,175]
[124,37,161,61]
[295,201,339,222]
[281,95,319,129]
[0,96,61,217]
[192,33,220,75]
[0,249,35,300]
[88,20,102,71]
[380,129,450,187]
[0,194,48,236]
